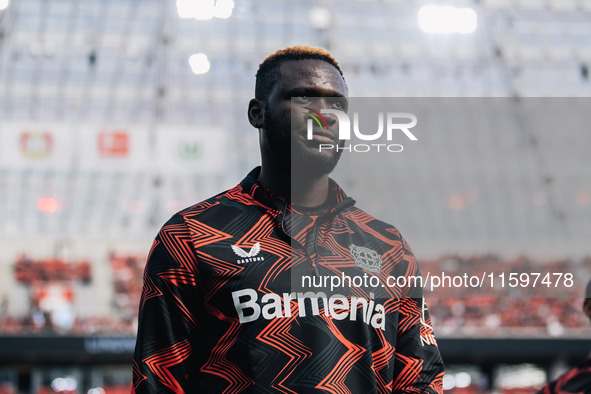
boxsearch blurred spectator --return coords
[14,255,91,284]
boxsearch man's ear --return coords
[248,98,264,129]
[584,299,591,321]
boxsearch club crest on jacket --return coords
[349,244,382,273]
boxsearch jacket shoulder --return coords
[341,205,404,242]
[166,184,244,223]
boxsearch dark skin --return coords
[247,59,348,207]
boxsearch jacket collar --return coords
[239,167,286,212]
[238,167,353,213]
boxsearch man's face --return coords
[260,59,348,176]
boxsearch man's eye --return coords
[294,96,311,103]
[331,99,347,110]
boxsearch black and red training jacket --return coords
[132,167,445,393]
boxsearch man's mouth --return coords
[310,133,335,144]
[305,129,336,144]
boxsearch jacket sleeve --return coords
[391,238,445,393]
[132,215,202,394]
[391,297,445,393]
[535,360,591,394]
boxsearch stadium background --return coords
[0,0,590,392]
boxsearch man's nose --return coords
[323,112,337,126]
[309,98,338,125]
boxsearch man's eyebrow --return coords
[288,87,346,97]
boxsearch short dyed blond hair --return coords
[255,45,345,100]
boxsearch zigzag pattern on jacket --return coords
[133,167,445,393]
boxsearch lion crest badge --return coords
[349,244,382,273]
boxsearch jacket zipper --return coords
[280,197,356,278]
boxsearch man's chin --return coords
[291,148,342,178]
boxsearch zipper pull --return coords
[311,262,320,277]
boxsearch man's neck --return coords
[258,163,330,207]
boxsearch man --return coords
[132,46,445,393]
[537,280,591,393]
